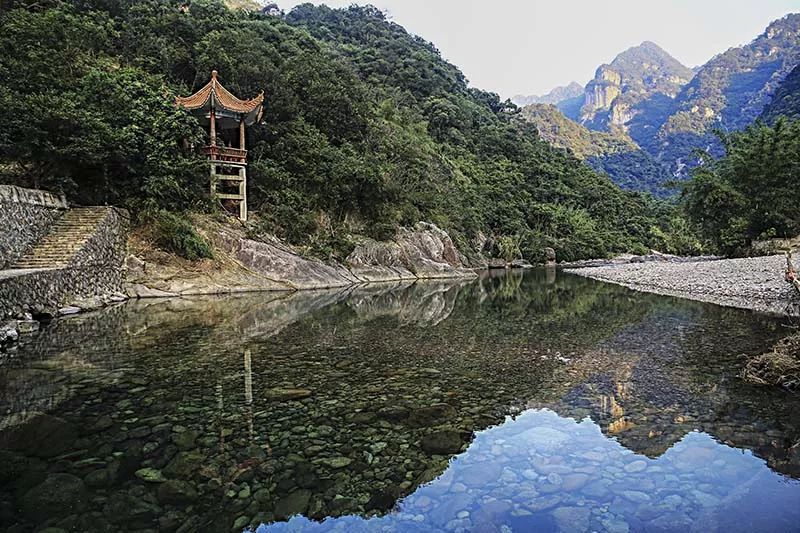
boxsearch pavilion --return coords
[176,70,264,221]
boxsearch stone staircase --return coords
[12,207,110,269]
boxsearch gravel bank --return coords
[566,254,800,316]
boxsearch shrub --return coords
[149,210,213,260]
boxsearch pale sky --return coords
[279,0,800,98]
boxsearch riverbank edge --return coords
[564,254,799,316]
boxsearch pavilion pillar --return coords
[210,109,217,147]
[239,119,245,150]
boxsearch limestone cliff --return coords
[579,41,693,132]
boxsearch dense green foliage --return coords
[681,118,800,254]
[762,64,800,124]
[147,210,214,260]
[0,0,696,261]
[519,104,675,197]
[587,150,674,198]
[520,104,636,159]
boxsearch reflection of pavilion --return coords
[215,348,258,450]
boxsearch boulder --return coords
[0,414,77,458]
[213,227,359,290]
[421,430,469,455]
[407,403,457,428]
[157,480,198,504]
[104,491,161,527]
[347,222,476,280]
[274,489,312,519]
[163,451,206,479]
[20,473,87,521]
[16,320,39,334]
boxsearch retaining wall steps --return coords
[12,207,112,269]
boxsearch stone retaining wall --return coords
[0,186,68,269]
[0,207,129,319]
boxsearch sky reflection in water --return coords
[2,269,800,532]
[261,408,800,532]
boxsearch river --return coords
[1,269,799,532]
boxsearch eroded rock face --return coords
[213,227,359,290]
[347,222,475,281]
[126,220,475,297]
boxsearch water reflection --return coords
[263,409,800,533]
[0,270,799,532]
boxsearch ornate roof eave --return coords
[175,70,264,119]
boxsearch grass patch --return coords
[743,332,800,391]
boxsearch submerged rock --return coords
[274,489,312,519]
[157,480,198,504]
[163,451,206,479]
[0,414,77,458]
[135,468,166,483]
[20,473,87,521]
[407,403,457,428]
[265,388,312,401]
[421,430,467,455]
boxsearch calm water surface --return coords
[1,269,799,532]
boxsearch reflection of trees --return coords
[536,302,800,478]
[3,268,800,533]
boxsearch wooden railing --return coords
[203,146,247,164]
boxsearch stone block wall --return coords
[0,185,68,269]
[0,207,129,319]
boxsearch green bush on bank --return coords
[147,210,213,260]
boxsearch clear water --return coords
[1,269,799,532]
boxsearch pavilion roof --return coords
[175,70,264,116]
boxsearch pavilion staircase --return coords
[12,207,110,269]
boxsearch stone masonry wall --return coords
[0,207,129,319]
[0,185,68,269]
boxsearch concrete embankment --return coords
[566,254,800,316]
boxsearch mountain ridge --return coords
[511,81,583,107]
[512,15,800,194]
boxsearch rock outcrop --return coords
[346,222,474,282]
[579,41,693,132]
[125,219,476,297]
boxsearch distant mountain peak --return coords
[580,41,693,131]
[511,82,584,108]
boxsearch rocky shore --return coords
[566,254,800,316]
[125,220,478,298]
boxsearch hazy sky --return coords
[280,0,800,97]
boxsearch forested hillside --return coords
[761,63,800,123]
[520,16,800,196]
[0,0,696,262]
[654,14,800,174]
[519,104,674,197]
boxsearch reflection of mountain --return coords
[1,270,799,532]
[535,304,800,477]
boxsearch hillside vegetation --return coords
[525,16,800,195]
[0,0,697,262]
[681,118,800,254]
[761,63,800,123]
